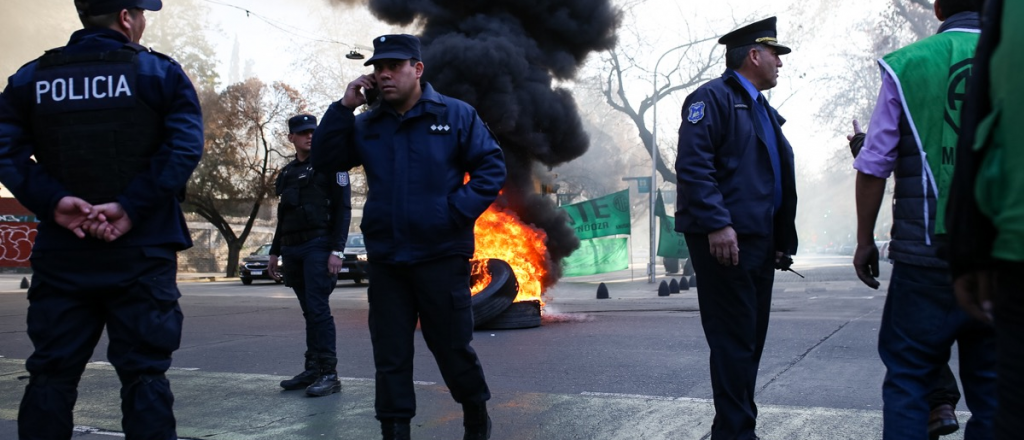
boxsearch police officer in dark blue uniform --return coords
[311,34,506,440]
[0,1,203,439]
[267,114,351,397]
[674,17,798,440]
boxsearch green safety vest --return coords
[880,29,979,235]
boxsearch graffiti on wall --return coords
[0,222,37,268]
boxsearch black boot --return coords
[380,418,411,440]
[305,355,341,397]
[279,351,317,390]
[462,401,491,440]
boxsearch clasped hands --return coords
[54,196,133,242]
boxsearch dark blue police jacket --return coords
[0,28,204,251]
[674,70,798,255]
[311,83,506,264]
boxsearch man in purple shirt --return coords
[851,0,996,438]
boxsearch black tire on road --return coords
[478,300,541,330]
[471,259,519,328]
[241,277,253,285]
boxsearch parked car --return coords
[239,244,282,285]
[338,233,370,284]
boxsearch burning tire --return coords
[478,300,541,330]
[471,259,519,328]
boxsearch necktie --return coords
[756,94,783,212]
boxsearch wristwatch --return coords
[331,251,345,258]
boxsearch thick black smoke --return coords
[333,0,619,286]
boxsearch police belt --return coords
[279,229,330,247]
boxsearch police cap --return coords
[363,34,422,66]
[718,16,791,55]
[288,114,317,134]
[77,0,163,16]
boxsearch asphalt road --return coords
[0,255,974,439]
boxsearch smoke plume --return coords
[334,0,620,286]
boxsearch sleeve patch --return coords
[336,171,349,187]
[687,101,707,124]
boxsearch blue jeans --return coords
[281,236,337,357]
[879,262,997,440]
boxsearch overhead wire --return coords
[197,0,370,50]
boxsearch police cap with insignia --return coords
[288,114,317,134]
[77,0,163,16]
[363,34,422,66]
[718,16,791,55]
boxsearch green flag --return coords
[561,189,631,240]
[656,215,690,258]
[562,237,630,277]
[654,189,667,218]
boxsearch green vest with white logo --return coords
[880,30,979,235]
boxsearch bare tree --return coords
[185,79,308,276]
[599,31,720,185]
[144,0,221,90]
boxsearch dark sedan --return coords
[338,233,370,284]
[239,244,283,285]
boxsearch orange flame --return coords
[471,204,549,304]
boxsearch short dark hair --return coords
[74,1,141,28]
[725,43,761,70]
[937,0,982,16]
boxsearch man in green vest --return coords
[947,0,1024,438]
[851,0,996,438]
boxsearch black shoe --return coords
[928,403,959,438]
[380,418,411,440]
[305,373,341,397]
[463,402,491,440]
[280,353,318,390]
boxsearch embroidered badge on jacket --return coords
[430,124,451,134]
[336,171,349,187]
[687,102,706,124]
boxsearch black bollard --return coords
[20,277,29,289]
[678,276,690,291]
[596,282,610,299]
[658,280,670,297]
[689,275,697,288]
[683,258,695,276]
[669,278,680,293]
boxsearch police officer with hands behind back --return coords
[268,114,352,397]
[311,34,506,440]
[0,0,204,438]
[675,17,798,440]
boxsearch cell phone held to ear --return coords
[363,86,379,106]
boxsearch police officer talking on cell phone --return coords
[268,114,352,397]
[311,34,506,440]
[0,0,203,438]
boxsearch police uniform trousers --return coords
[281,236,338,358]
[684,233,774,440]
[20,247,182,440]
[367,255,491,420]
